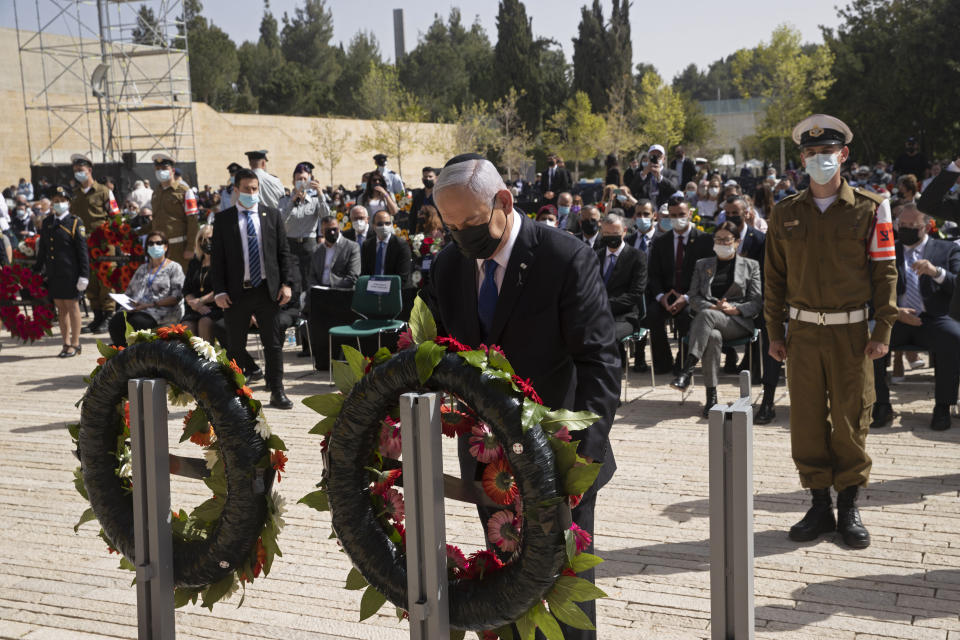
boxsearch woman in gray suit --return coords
[671,221,763,416]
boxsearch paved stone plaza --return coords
[1,333,959,640]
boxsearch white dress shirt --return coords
[321,237,339,285]
[237,206,267,283]
[475,210,522,293]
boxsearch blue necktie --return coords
[245,210,262,287]
[375,241,386,275]
[603,253,617,284]
[902,248,924,313]
[478,259,498,339]
[639,233,647,253]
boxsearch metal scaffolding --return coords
[13,0,195,167]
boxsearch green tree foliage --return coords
[493,0,543,133]
[543,91,606,180]
[132,6,164,46]
[490,88,533,180]
[187,18,239,111]
[636,71,685,150]
[572,0,632,114]
[278,0,341,114]
[678,94,715,150]
[672,57,742,101]
[357,65,428,177]
[334,31,382,117]
[822,0,960,161]
[601,75,641,161]
[443,101,499,157]
[236,6,286,113]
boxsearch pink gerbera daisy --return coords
[380,487,405,522]
[464,549,504,580]
[446,544,467,575]
[469,423,503,463]
[552,426,572,442]
[569,522,592,553]
[379,422,402,459]
[486,509,522,552]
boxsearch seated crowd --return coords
[6,143,960,427]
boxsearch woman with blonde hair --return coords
[181,224,219,341]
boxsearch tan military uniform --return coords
[765,180,898,491]
[150,180,198,270]
[71,182,117,314]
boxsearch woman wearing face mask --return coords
[684,181,700,206]
[670,221,762,417]
[697,176,722,219]
[356,172,398,219]
[536,204,559,227]
[280,162,329,290]
[11,204,37,240]
[107,231,185,347]
[33,191,89,357]
[182,225,220,341]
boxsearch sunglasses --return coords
[146,240,166,247]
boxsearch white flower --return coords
[412,233,425,246]
[18,241,34,257]
[128,330,153,343]
[268,490,286,531]
[167,387,194,407]
[189,336,217,362]
[254,413,272,440]
[204,448,219,470]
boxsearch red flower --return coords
[511,375,543,405]
[569,523,592,553]
[156,324,188,339]
[568,494,583,509]
[435,336,469,353]
[482,458,519,505]
[371,467,402,494]
[440,404,476,438]
[397,329,414,350]
[237,385,253,398]
[228,359,243,376]
[463,550,504,580]
[271,450,288,481]
[561,568,577,577]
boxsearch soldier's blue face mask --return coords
[805,151,842,185]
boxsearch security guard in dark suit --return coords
[765,114,898,550]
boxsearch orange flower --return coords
[189,429,213,446]
[271,450,288,481]
[228,359,243,376]
[237,385,253,398]
[481,458,518,505]
[96,357,106,366]
[156,324,188,339]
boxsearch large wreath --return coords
[0,264,55,342]
[87,215,145,291]
[71,323,287,609]
[301,298,605,638]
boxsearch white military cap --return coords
[791,114,853,147]
[151,152,175,164]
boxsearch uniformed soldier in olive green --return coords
[70,153,121,334]
[765,114,898,550]
[149,152,199,270]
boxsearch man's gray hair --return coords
[349,204,368,219]
[434,158,507,203]
[603,213,625,227]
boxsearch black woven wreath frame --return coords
[78,339,274,589]
[327,350,569,631]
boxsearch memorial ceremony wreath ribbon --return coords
[70,323,287,609]
[301,298,606,638]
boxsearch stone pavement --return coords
[1,332,959,640]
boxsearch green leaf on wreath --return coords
[545,592,595,630]
[415,340,446,384]
[520,397,549,433]
[261,521,280,575]
[457,349,487,370]
[515,608,537,640]
[563,462,602,496]
[299,490,330,512]
[67,422,80,441]
[96,340,115,358]
[203,467,227,497]
[529,601,564,640]
[191,496,224,523]
[308,415,337,436]
[201,574,236,610]
[568,552,604,574]
[302,393,343,417]
[548,438,578,477]
[342,345,367,379]
[564,528,576,565]
[359,584,388,621]
[541,409,599,433]
[73,467,89,500]
[490,627,515,640]
[180,408,209,443]
[174,587,199,608]
[449,629,466,640]
[409,295,437,344]
[123,316,135,342]
[266,433,286,451]
[345,567,368,590]
[487,348,515,375]
[332,360,359,394]
[74,507,96,533]
[549,575,607,603]
[373,347,393,365]
[118,556,136,572]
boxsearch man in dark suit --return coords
[597,212,647,368]
[408,166,436,232]
[671,144,697,188]
[360,210,412,286]
[917,157,960,223]
[622,157,640,190]
[539,154,571,205]
[573,205,602,250]
[624,199,659,372]
[427,153,620,640]
[212,168,297,409]
[341,205,370,246]
[630,144,679,208]
[871,203,960,431]
[646,196,715,374]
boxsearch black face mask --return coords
[324,228,339,244]
[423,178,435,189]
[898,227,922,246]
[601,234,622,249]
[580,219,599,237]
[726,215,743,230]
[450,204,505,260]
[200,240,213,254]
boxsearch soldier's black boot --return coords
[837,486,870,549]
[670,354,699,391]
[754,384,776,424]
[82,310,102,334]
[788,488,835,542]
[702,387,718,418]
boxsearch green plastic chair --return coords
[327,275,405,382]
[620,298,653,403]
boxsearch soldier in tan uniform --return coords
[149,152,198,270]
[71,153,120,334]
[765,115,898,549]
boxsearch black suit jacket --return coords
[596,243,647,325]
[917,168,960,223]
[423,214,621,487]
[210,204,294,302]
[360,233,412,287]
[342,227,370,246]
[630,171,678,208]
[539,166,571,196]
[672,157,697,187]
[739,226,766,279]
[647,228,715,297]
[895,238,960,318]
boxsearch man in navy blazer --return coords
[917,157,960,223]
[425,153,620,640]
[871,203,960,431]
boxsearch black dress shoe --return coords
[789,488,836,542]
[245,368,264,383]
[870,402,894,429]
[836,486,870,549]
[723,350,739,374]
[269,389,294,410]
[930,404,952,431]
[755,401,776,424]
[702,387,718,418]
[670,354,699,391]
[632,360,649,373]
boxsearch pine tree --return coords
[493,0,541,133]
[572,1,606,113]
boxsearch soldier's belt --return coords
[167,235,187,244]
[789,306,868,326]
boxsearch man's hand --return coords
[911,259,939,277]
[864,341,889,360]
[277,285,292,306]
[769,340,787,362]
[215,293,231,309]
[898,307,923,326]
[133,301,150,311]
[668,296,687,314]
[659,293,674,310]
[309,179,321,192]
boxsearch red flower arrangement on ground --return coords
[0,265,54,342]
[87,215,144,292]
[13,236,38,261]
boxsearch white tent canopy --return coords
[714,154,736,167]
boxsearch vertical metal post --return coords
[128,379,176,640]
[709,371,754,640]
[399,393,450,640]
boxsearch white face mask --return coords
[353,219,368,234]
[374,222,393,240]
[156,169,171,182]
[672,217,690,233]
[295,179,309,191]
[708,187,720,197]
[805,152,842,185]
[714,243,736,259]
